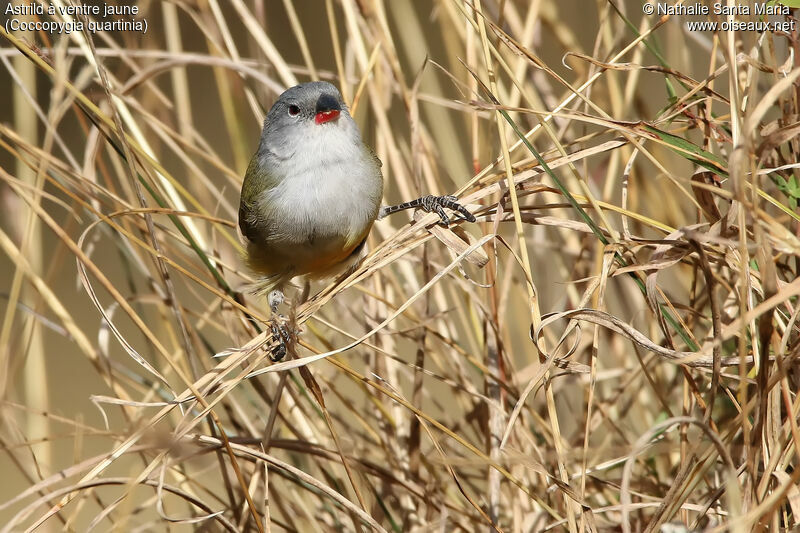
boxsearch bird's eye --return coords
[287,105,300,117]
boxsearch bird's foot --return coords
[379,195,476,226]
[269,314,298,362]
[422,195,476,225]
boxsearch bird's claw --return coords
[420,194,476,226]
[379,194,476,225]
[269,316,297,362]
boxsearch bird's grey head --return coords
[259,81,359,159]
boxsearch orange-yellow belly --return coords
[245,223,372,281]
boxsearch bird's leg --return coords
[268,289,285,313]
[378,194,476,226]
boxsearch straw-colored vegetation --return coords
[2,0,800,531]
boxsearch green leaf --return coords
[771,174,800,210]
[786,176,800,197]
[640,124,728,176]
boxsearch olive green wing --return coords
[238,154,281,243]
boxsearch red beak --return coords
[315,110,340,125]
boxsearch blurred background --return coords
[1,0,799,531]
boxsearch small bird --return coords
[239,81,474,359]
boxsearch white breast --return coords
[257,118,382,244]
